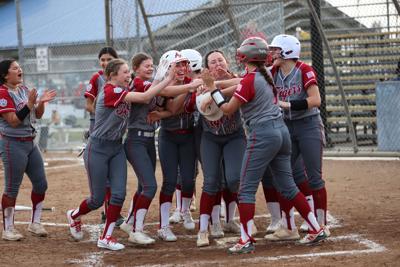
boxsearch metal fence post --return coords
[307,0,358,153]
[15,0,24,66]
[105,0,112,46]
[309,0,329,145]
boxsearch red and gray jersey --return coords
[233,71,281,126]
[0,85,36,137]
[201,108,242,135]
[127,77,157,132]
[160,77,194,131]
[271,61,319,120]
[84,70,106,120]
[91,83,130,141]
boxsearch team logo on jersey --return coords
[86,84,92,92]
[116,102,130,119]
[306,71,315,79]
[0,98,7,107]
[114,87,123,94]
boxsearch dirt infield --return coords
[0,153,399,266]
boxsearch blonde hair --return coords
[105,58,127,80]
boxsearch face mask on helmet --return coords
[236,37,269,64]
[269,34,301,60]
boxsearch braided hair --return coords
[253,61,277,97]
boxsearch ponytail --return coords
[254,62,277,97]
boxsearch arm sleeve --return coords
[0,89,16,114]
[104,85,128,108]
[233,73,255,103]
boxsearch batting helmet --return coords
[159,50,189,67]
[196,92,223,121]
[236,37,269,63]
[181,49,202,71]
[269,34,301,59]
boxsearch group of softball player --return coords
[0,32,329,254]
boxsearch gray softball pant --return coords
[285,115,325,190]
[83,137,126,209]
[200,130,246,195]
[158,129,196,196]
[262,155,307,188]
[0,136,47,198]
[239,118,299,203]
[124,129,157,199]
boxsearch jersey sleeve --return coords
[233,73,255,103]
[0,88,16,114]
[104,85,128,108]
[133,78,152,93]
[84,73,100,100]
[301,64,318,90]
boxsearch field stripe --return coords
[140,234,387,267]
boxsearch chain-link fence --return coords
[0,0,399,154]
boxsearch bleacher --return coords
[301,31,400,145]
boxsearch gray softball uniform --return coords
[234,70,299,203]
[83,83,130,209]
[0,85,47,198]
[200,111,245,195]
[262,155,307,189]
[124,77,157,199]
[84,70,106,133]
[159,91,196,197]
[271,61,325,191]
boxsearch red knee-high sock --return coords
[104,187,111,215]
[31,191,45,223]
[199,192,217,231]
[2,194,16,230]
[313,187,328,225]
[126,191,140,224]
[238,203,255,242]
[297,180,312,197]
[133,195,152,232]
[101,204,121,239]
[223,189,237,222]
[71,200,92,220]
[278,193,295,230]
[263,187,279,202]
[291,192,320,232]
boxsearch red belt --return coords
[170,129,193,135]
[1,135,35,142]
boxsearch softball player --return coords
[204,50,244,235]
[66,58,175,250]
[83,47,123,225]
[169,49,203,223]
[204,37,327,254]
[119,52,168,245]
[264,34,329,240]
[0,59,56,240]
[196,51,246,247]
[157,51,198,242]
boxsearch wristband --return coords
[16,105,31,121]
[289,99,308,110]
[211,89,227,107]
